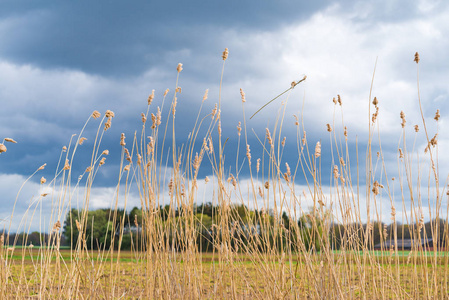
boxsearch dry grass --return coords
[1,50,448,299]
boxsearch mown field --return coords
[3,249,449,299]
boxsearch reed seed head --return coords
[418,213,425,230]
[430,133,438,147]
[4,138,17,143]
[203,89,209,102]
[372,180,382,195]
[99,157,106,166]
[229,174,237,187]
[179,184,185,196]
[400,111,406,128]
[104,117,112,131]
[124,148,131,162]
[168,178,174,195]
[315,141,321,158]
[38,163,46,171]
[372,185,379,195]
[391,205,396,219]
[434,109,440,121]
[0,144,6,153]
[92,110,101,119]
[78,137,87,145]
[414,52,420,63]
[63,159,70,170]
[172,97,177,116]
[372,107,379,123]
[147,90,155,105]
[281,137,286,147]
[141,113,147,123]
[256,158,260,173]
[240,88,246,103]
[177,63,183,73]
[40,177,46,184]
[337,95,342,106]
[212,104,217,119]
[85,166,92,173]
[208,137,213,153]
[246,144,251,165]
[266,128,273,146]
[372,97,378,106]
[285,163,291,182]
[193,152,200,171]
[102,150,109,155]
[222,48,229,61]
[147,137,155,154]
[264,181,269,189]
[156,107,162,125]
[105,110,115,118]
[205,176,210,183]
[53,221,61,232]
[75,219,81,231]
[326,124,332,132]
[333,165,339,179]
[414,125,419,132]
[237,122,242,136]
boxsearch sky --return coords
[0,0,448,232]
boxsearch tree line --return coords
[6,204,446,252]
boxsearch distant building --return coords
[115,225,142,236]
[373,238,443,251]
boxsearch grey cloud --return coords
[0,0,334,77]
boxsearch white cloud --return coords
[221,4,449,138]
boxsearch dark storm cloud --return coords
[0,0,333,77]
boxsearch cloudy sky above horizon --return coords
[0,0,448,232]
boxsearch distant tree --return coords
[64,208,113,250]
